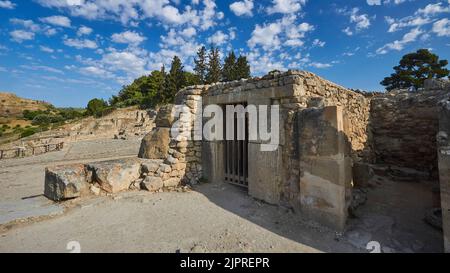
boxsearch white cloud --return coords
[267,0,306,15]
[230,0,254,17]
[63,37,98,49]
[36,0,223,30]
[10,30,35,43]
[77,26,93,36]
[367,0,381,5]
[40,45,54,53]
[248,15,313,51]
[417,3,450,16]
[112,31,146,45]
[248,22,283,50]
[310,62,332,69]
[385,2,450,32]
[432,18,450,37]
[350,8,371,31]
[207,30,230,46]
[39,15,72,28]
[0,0,15,9]
[80,66,115,79]
[10,18,41,32]
[312,39,325,47]
[339,7,371,35]
[342,27,353,36]
[376,27,423,54]
[180,27,196,37]
[20,64,64,74]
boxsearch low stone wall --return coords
[370,85,450,176]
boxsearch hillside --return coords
[0,92,50,118]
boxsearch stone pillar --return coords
[438,98,450,253]
[298,106,352,231]
[247,98,283,205]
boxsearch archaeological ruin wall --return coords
[370,82,450,178]
[199,71,371,230]
[438,96,450,253]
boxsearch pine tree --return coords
[235,55,251,80]
[162,56,186,103]
[222,51,237,82]
[381,49,449,91]
[206,46,222,84]
[194,46,207,84]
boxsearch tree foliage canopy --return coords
[381,49,449,91]
[110,48,252,109]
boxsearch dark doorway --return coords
[224,103,249,188]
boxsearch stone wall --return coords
[370,83,450,176]
[138,86,205,187]
[438,96,450,253]
[201,70,371,230]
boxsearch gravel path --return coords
[0,138,444,253]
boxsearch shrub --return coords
[20,128,38,138]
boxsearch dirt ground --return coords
[0,138,444,253]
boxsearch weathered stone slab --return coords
[155,104,174,127]
[163,178,180,188]
[248,143,281,205]
[298,106,351,231]
[138,127,170,159]
[44,164,90,201]
[141,159,163,174]
[87,158,141,193]
[141,176,163,192]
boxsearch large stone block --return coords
[141,176,163,192]
[87,158,141,193]
[44,164,90,201]
[248,143,282,205]
[298,106,349,157]
[155,104,175,127]
[299,171,347,230]
[298,106,351,231]
[138,127,170,159]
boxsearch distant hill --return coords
[0,92,51,118]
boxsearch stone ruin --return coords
[43,70,450,252]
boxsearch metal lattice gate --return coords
[224,104,249,188]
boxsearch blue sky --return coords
[0,0,449,107]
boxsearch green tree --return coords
[141,69,166,108]
[222,51,237,82]
[235,55,251,80]
[162,56,186,103]
[206,46,222,84]
[184,71,200,87]
[86,98,108,117]
[194,46,208,84]
[381,49,450,91]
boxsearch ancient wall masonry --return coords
[138,85,205,187]
[42,69,450,243]
[370,84,450,178]
[200,70,370,230]
[438,96,450,253]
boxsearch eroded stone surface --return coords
[138,128,170,159]
[44,164,90,201]
[87,158,141,193]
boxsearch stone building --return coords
[44,70,450,252]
